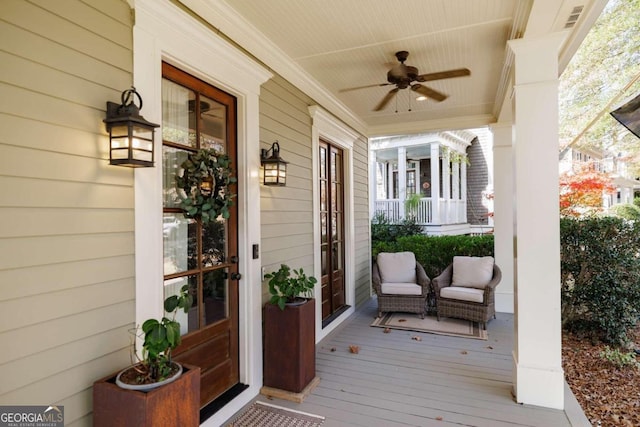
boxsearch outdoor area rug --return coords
[226,401,325,427]
[371,313,488,340]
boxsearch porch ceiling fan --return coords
[339,51,471,111]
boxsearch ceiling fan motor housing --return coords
[387,65,419,87]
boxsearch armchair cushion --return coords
[440,286,484,303]
[452,256,494,289]
[381,282,423,295]
[376,252,417,284]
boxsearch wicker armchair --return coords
[372,252,430,319]
[432,258,502,329]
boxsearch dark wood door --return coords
[161,62,239,406]
[319,140,346,321]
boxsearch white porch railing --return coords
[374,199,402,222]
[374,197,466,225]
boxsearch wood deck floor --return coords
[226,298,587,426]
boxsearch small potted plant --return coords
[116,285,193,390]
[263,264,319,396]
[93,285,200,427]
[265,264,317,310]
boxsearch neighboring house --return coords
[0,0,608,425]
[371,128,494,235]
[559,146,640,208]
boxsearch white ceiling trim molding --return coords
[368,114,495,138]
[492,0,532,119]
[308,106,360,149]
[557,0,609,72]
[178,0,368,136]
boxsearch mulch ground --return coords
[562,325,640,426]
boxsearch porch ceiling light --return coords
[104,86,159,167]
[261,141,288,186]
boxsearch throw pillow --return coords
[376,252,417,284]
[451,256,494,289]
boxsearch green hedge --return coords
[560,217,640,345]
[372,234,495,279]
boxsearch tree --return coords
[559,0,640,174]
[559,162,615,217]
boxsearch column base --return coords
[495,292,514,314]
[513,353,565,409]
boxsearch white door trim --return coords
[309,106,359,341]
[132,1,272,425]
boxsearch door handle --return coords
[230,272,242,281]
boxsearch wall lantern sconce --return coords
[104,87,159,167]
[261,141,288,186]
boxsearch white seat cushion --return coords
[452,256,494,289]
[440,286,484,303]
[376,252,416,284]
[381,282,422,296]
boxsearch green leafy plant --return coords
[608,203,640,221]
[561,217,640,345]
[265,264,317,310]
[175,148,237,224]
[371,212,423,245]
[440,146,469,168]
[124,285,193,385]
[599,346,640,369]
[404,193,422,219]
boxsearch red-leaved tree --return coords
[559,162,615,217]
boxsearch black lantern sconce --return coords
[104,87,159,167]
[261,141,288,186]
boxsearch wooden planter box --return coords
[93,364,200,427]
[263,299,316,393]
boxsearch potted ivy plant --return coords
[115,285,193,390]
[93,285,201,427]
[262,264,319,396]
[265,264,317,310]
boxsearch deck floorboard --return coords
[226,298,575,426]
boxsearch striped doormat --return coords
[226,401,325,427]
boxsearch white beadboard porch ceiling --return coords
[184,0,607,136]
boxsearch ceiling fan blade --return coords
[339,83,392,93]
[416,68,471,82]
[374,88,400,111]
[411,84,447,102]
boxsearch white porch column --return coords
[430,143,441,224]
[442,147,450,223]
[369,149,378,217]
[461,159,467,223]
[386,162,393,200]
[509,33,566,410]
[398,147,407,219]
[490,123,514,314]
[452,161,460,200]
[452,159,460,222]
[442,148,451,200]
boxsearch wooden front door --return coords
[161,63,239,406]
[319,140,346,321]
